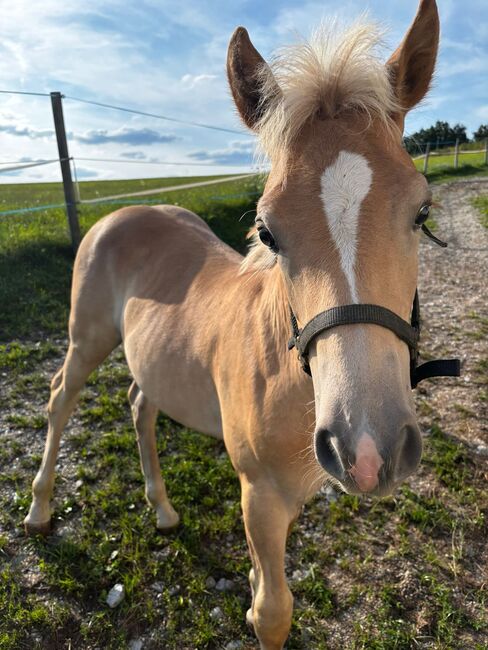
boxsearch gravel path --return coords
[416,178,488,449]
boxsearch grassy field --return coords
[413,151,488,182]
[0,169,487,649]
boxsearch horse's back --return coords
[73,203,241,314]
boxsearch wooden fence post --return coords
[423,143,430,175]
[485,139,488,166]
[50,91,81,252]
[454,138,460,169]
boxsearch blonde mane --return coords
[258,18,400,158]
[241,18,400,273]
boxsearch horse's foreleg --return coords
[241,477,298,650]
[128,382,179,530]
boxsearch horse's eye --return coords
[415,204,431,226]
[258,226,278,252]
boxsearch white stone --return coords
[128,639,143,650]
[210,606,224,621]
[216,578,234,592]
[225,642,243,650]
[106,583,124,608]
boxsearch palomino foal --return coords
[25,1,443,647]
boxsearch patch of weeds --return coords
[80,387,128,425]
[420,574,470,645]
[416,398,435,418]
[6,413,47,430]
[472,195,488,228]
[466,311,488,341]
[0,566,72,650]
[325,494,360,530]
[452,403,476,419]
[473,357,488,383]
[9,372,50,400]
[424,425,475,497]
[296,570,336,616]
[0,341,59,373]
[397,485,453,533]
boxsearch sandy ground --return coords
[416,178,487,449]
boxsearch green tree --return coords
[473,124,488,141]
[403,121,469,154]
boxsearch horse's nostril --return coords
[314,428,345,482]
[394,424,423,482]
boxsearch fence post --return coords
[50,91,81,252]
[454,138,460,169]
[485,139,488,166]
[423,143,430,175]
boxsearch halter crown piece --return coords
[288,229,461,388]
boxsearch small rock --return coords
[75,479,84,490]
[210,606,224,621]
[151,582,164,592]
[476,444,488,456]
[216,578,234,592]
[225,642,243,650]
[106,583,124,608]
[321,484,338,503]
[128,639,143,650]
[291,567,313,582]
[205,576,216,589]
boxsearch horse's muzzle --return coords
[314,422,422,496]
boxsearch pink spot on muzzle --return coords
[349,433,384,493]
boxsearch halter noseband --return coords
[288,228,461,388]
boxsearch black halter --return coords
[288,229,461,388]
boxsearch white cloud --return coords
[180,73,218,89]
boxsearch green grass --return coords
[0,172,487,649]
[0,174,262,340]
[414,151,488,183]
[472,195,488,228]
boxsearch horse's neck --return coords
[239,264,313,405]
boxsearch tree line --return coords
[403,122,488,154]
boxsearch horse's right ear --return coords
[227,27,279,131]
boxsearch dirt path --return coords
[416,178,488,450]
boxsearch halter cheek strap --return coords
[288,290,461,389]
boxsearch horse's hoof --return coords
[156,509,180,533]
[24,519,51,536]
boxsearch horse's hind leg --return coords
[128,381,179,530]
[24,338,118,535]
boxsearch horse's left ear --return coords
[387,0,439,119]
[227,27,280,131]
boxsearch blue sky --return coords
[0,0,486,184]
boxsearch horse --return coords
[24,1,443,648]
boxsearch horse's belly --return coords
[123,326,223,439]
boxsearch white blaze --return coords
[320,151,372,303]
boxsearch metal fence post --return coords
[50,91,81,252]
[423,143,430,175]
[454,138,459,169]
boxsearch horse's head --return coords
[228,0,440,496]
